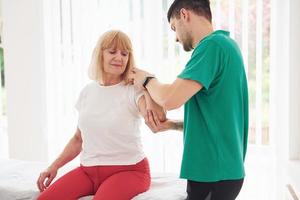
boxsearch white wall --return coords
[270,0,290,160]
[2,0,48,161]
[288,0,300,196]
[0,0,2,17]
[271,0,300,198]
[289,0,300,160]
[270,0,289,197]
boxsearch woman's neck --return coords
[100,75,122,86]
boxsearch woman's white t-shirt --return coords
[75,81,145,166]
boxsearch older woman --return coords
[36,30,166,200]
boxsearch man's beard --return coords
[183,43,193,51]
[182,33,194,52]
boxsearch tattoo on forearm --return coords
[173,121,183,131]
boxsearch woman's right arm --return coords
[37,127,83,192]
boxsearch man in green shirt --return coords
[129,0,248,199]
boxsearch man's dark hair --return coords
[167,0,212,22]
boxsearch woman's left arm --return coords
[137,90,166,133]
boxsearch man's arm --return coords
[146,78,203,110]
[129,68,203,111]
[159,119,183,132]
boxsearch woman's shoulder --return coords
[84,81,99,89]
[124,84,143,94]
[78,81,98,95]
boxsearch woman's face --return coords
[102,48,129,78]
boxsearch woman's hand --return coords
[36,128,82,192]
[37,166,58,192]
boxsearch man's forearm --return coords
[159,119,183,132]
[170,120,183,131]
[146,79,172,107]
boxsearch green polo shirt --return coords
[178,30,249,182]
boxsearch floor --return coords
[237,145,277,200]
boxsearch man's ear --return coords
[180,8,190,21]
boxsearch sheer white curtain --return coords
[44,0,271,172]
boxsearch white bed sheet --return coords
[0,159,186,200]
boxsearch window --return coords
[212,0,271,145]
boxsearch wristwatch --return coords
[142,76,155,88]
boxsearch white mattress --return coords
[0,159,186,200]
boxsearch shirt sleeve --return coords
[178,41,223,90]
[128,85,144,115]
[134,88,144,108]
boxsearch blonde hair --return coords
[88,30,135,84]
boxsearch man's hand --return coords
[143,109,162,133]
[129,67,153,87]
[144,110,172,133]
[146,115,184,133]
